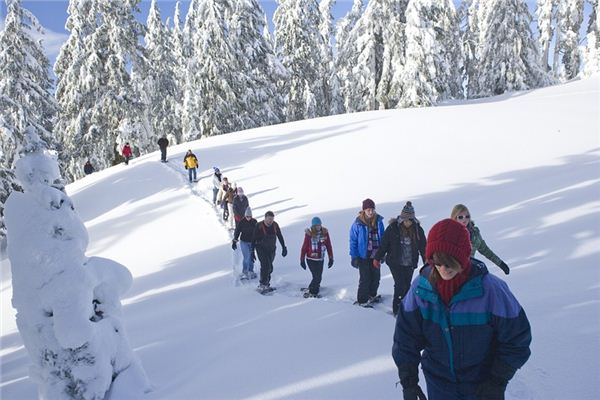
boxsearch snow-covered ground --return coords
[2,76,599,399]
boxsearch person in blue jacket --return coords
[392,218,531,400]
[349,198,385,306]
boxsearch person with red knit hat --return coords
[349,198,385,306]
[392,218,531,400]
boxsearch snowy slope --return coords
[2,76,599,399]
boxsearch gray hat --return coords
[244,207,253,217]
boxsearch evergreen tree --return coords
[400,0,464,107]
[54,0,148,180]
[335,0,364,112]
[583,0,600,76]
[458,0,481,98]
[537,0,556,71]
[554,0,584,80]
[319,0,344,115]
[142,0,180,144]
[230,0,285,129]
[0,0,57,238]
[274,0,324,121]
[475,0,548,96]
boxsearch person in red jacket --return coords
[122,143,133,165]
[300,216,334,298]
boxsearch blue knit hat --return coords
[311,216,322,226]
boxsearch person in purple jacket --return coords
[392,219,531,400]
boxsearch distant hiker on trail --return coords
[183,150,198,183]
[373,201,426,316]
[451,204,510,275]
[223,184,236,230]
[252,210,287,293]
[122,143,133,165]
[349,198,385,307]
[212,167,222,205]
[300,216,334,298]
[232,206,258,280]
[217,177,231,220]
[157,136,169,162]
[84,160,94,175]
[232,187,249,227]
[393,218,531,400]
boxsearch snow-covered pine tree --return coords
[54,0,148,180]
[458,0,481,98]
[319,0,344,115]
[142,0,181,145]
[335,0,364,112]
[5,127,150,400]
[537,0,556,71]
[583,0,600,75]
[554,0,584,80]
[169,0,185,144]
[339,0,409,112]
[229,0,285,129]
[475,0,549,96]
[274,0,325,121]
[0,0,57,238]
[400,0,464,107]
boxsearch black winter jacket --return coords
[252,221,285,252]
[374,218,426,268]
[233,195,249,219]
[234,217,257,242]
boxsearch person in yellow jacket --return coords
[183,150,198,183]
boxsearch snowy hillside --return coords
[2,76,599,399]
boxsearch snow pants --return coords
[307,259,324,295]
[357,258,380,304]
[388,264,415,314]
[160,147,167,162]
[188,167,197,182]
[257,247,276,286]
[240,240,255,274]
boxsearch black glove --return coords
[351,257,359,268]
[282,246,288,257]
[499,261,510,275]
[402,385,427,400]
[328,258,334,268]
[300,260,306,270]
[231,240,237,250]
[476,376,507,400]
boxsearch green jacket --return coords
[468,222,504,267]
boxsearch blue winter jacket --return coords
[349,213,385,260]
[392,259,531,387]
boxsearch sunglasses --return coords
[456,215,470,220]
[434,263,460,271]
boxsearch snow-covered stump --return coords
[5,136,150,399]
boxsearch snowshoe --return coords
[303,292,321,299]
[257,284,276,295]
[248,271,257,279]
[239,273,249,281]
[368,295,382,304]
[353,300,374,308]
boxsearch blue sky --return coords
[0,0,593,70]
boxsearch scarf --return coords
[435,262,472,305]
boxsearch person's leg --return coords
[240,241,251,274]
[307,259,324,295]
[192,168,197,181]
[264,250,275,286]
[369,258,381,298]
[212,188,218,205]
[357,258,371,304]
[188,168,193,182]
[160,148,166,161]
[398,266,415,301]
[388,264,403,315]
[258,250,269,286]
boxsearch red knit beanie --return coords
[425,219,472,269]
[362,198,375,210]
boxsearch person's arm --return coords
[300,234,309,261]
[473,227,504,266]
[349,222,359,258]
[374,225,391,261]
[275,222,285,248]
[418,225,427,265]
[324,232,333,260]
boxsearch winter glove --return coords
[281,246,288,257]
[300,260,307,270]
[499,261,510,275]
[476,376,508,400]
[372,259,381,269]
[400,374,427,400]
[328,258,334,268]
[351,257,360,268]
[231,240,237,251]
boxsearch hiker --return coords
[373,201,426,316]
[217,177,231,220]
[300,216,334,298]
[232,207,258,280]
[232,187,249,227]
[122,143,133,165]
[393,218,531,400]
[183,150,198,183]
[451,204,510,275]
[252,211,287,293]
[157,136,169,162]
[84,160,94,175]
[349,198,385,306]
[212,167,222,205]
